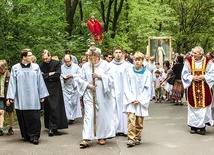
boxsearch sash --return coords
[186,57,212,108]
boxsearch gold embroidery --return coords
[191,58,206,108]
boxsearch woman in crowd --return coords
[171,55,184,105]
[160,60,173,102]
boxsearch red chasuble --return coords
[186,57,212,108]
[87,18,103,42]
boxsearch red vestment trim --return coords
[186,57,212,108]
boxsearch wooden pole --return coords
[89,42,97,136]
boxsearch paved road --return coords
[1,101,214,155]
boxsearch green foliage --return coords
[0,0,68,65]
[0,0,213,67]
[169,0,214,52]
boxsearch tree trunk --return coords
[78,1,83,34]
[101,0,114,32]
[111,0,124,38]
[65,0,79,36]
[79,1,83,22]
[125,0,129,33]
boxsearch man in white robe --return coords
[61,54,82,124]
[77,47,115,148]
[109,46,130,136]
[7,49,49,145]
[146,57,157,99]
[143,54,149,67]
[123,52,152,147]
[181,46,214,135]
[146,57,156,74]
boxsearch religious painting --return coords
[148,36,172,66]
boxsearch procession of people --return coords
[0,45,214,150]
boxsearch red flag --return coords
[87,18,102,42]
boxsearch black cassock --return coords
[40,59,68,130]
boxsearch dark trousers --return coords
[44,100,58,130]
[16,109,41,141]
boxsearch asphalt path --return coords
[1,100,214,155]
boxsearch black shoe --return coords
[7,127,14,135]
[189,127,198,134]
[206,122,211,126]
[198,129,206,135]
[30,139,39,145]
[32,139,39,145]
[189,129,197,134]
[48,130,54,137]
[116,133,127,136]
[52,129,58,134]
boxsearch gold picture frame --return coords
[148,36,172,66]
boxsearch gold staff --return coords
[89,42,97,136]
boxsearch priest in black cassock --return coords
[39,50,68,136]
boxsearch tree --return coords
[0,0,68,66]
[65,0,79,37]
[169,0,214,53]
[1,0,213,67]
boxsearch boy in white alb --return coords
[123,52,152,147]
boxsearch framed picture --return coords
[148,36,172,66]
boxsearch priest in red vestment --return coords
[181,46,214,135]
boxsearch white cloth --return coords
[109,59,131,134]
[162,69,173,93]
[153,68,165,79]
[182,57,214,128]
[123,67,152,117]
[155,46,165,67]
[153,76,162,89]
[152,67,165,97]
[211,86,214,124]
[77,59,115,140]
[7,63,49,110]
[143,60,149,68]
[146,62,156,74]
[60,63,82,121]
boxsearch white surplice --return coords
[60,63,82,121]
[7,63,49,110]
[123,67,152,116]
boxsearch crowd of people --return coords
[0,45,214,148]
